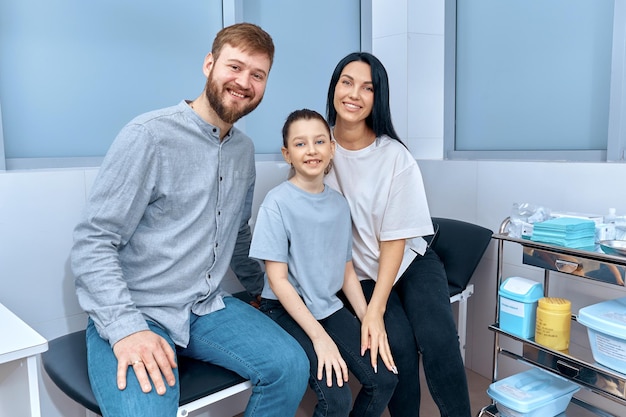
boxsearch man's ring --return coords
[131,360,142,366]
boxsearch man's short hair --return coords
[212,23,275,68]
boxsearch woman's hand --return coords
[342,260,397,374]
[359,239,404,374]
[311,333,349,387]
[361,309,397,374]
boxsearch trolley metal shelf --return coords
[481,218,626,416]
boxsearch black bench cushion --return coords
[42,293,254,414]
[42,330,247,414]
[430,217,493,296]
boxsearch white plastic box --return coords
[499,277,544,338]
[578,296,626,374]
[487,368,580,417]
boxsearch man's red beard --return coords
[205,73,262,124]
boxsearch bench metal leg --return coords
[177,381,252,417]
[450,284,474,364]
[83,380,252,417]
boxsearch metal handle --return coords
[556,360,580,378]
[554,259,579,273]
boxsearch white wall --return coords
[2,0,626,415]
[372,0,445,159]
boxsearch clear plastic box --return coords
[487,368,579,417]
[578,296,626,374]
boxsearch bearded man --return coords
[71,23,308,417]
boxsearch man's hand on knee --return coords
[113,330,177,395]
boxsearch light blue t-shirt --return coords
[250,181,352,320]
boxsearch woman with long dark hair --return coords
[325,52,471,417]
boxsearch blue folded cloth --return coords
[530,217,595,248]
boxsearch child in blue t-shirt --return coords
[250,109,397,417]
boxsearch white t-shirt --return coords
[325,135,433,284]
[250,181,352,320]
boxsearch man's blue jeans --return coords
[260,299,397,417]
[361,248,471,417]
[86,296,309,417]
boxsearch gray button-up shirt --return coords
[72,100,259,347]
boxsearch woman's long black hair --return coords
[326,52,404,146]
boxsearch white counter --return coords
[0,303,48,417]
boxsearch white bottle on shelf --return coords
[605,208,617,223]
[604,208,617,240]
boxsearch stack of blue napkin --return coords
[530,217,596,249]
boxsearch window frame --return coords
[0,0,371,171]
[443,0,626,162]
[0,104,5,170]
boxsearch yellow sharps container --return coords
[535,297,571,351]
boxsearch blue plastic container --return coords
[487,368,580,417]
[578,296,626,374]
[499,277,544,338]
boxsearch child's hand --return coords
[361,311,398,375]
[312,334,349,387]
[249,295,262,309]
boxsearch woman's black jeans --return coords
[360,248,471,417]
[260,299,397,417]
